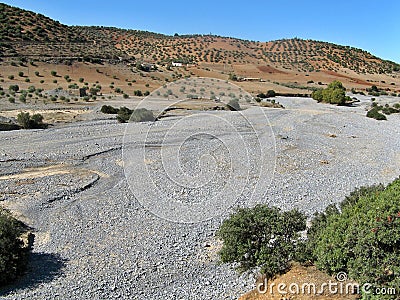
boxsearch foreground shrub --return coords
[217,205,306,278]
[0,208,30,286]
[17,112,47,129]
[311,179,400,299]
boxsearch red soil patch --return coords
[239,264,360,300]
[322,70,369,86]
[257,65,287,74]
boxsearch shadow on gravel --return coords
[0,252,67,297]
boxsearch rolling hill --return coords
[1,3,400,95]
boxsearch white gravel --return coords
[0,96,399,299]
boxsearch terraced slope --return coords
[1,3,399,76]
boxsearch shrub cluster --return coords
[100,105,119,114]
[218,178,400,298]
[310,180,400,299]
[100,105,154,123]
[257,90,276,98]
[311,80,351,105]
[17,112,47,129]
[367,103,400,120]
[366,85,389,97]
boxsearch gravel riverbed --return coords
[0,96,399,299]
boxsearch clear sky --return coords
[2,0,400,63]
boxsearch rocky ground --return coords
[0,95,399,299]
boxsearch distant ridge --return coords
[0,3,399,75]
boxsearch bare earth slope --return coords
[1,3,400,96]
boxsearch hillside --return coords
[1,3,400,96]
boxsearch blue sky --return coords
[2,0,400,63]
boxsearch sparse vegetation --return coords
[17,112,47,129]
[100,105,154,123]
[116,106,133,123]
[257,90,276,98]
[366,103,399,120]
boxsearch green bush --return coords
[116,106,133,123]
[217,205,306,278]
[101,105,119,114]
[266,90,276,97]
[134,90,143,96]
[311,180,400,299]
[9,85,19,92]
[130,108,155,122]
[0,208,30,286]
[311,80,349,105]
[17,112,47,129]
[367,108,387,120]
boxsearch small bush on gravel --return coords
[130,108,155,122]
[217,205,306,278]
[367,108,387,120]
[0,208,30,286]
[17,112,47,129]
[117,107,133,123]
[310,180,400,299]
[101,105,119,114]
[311,80,350,105]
